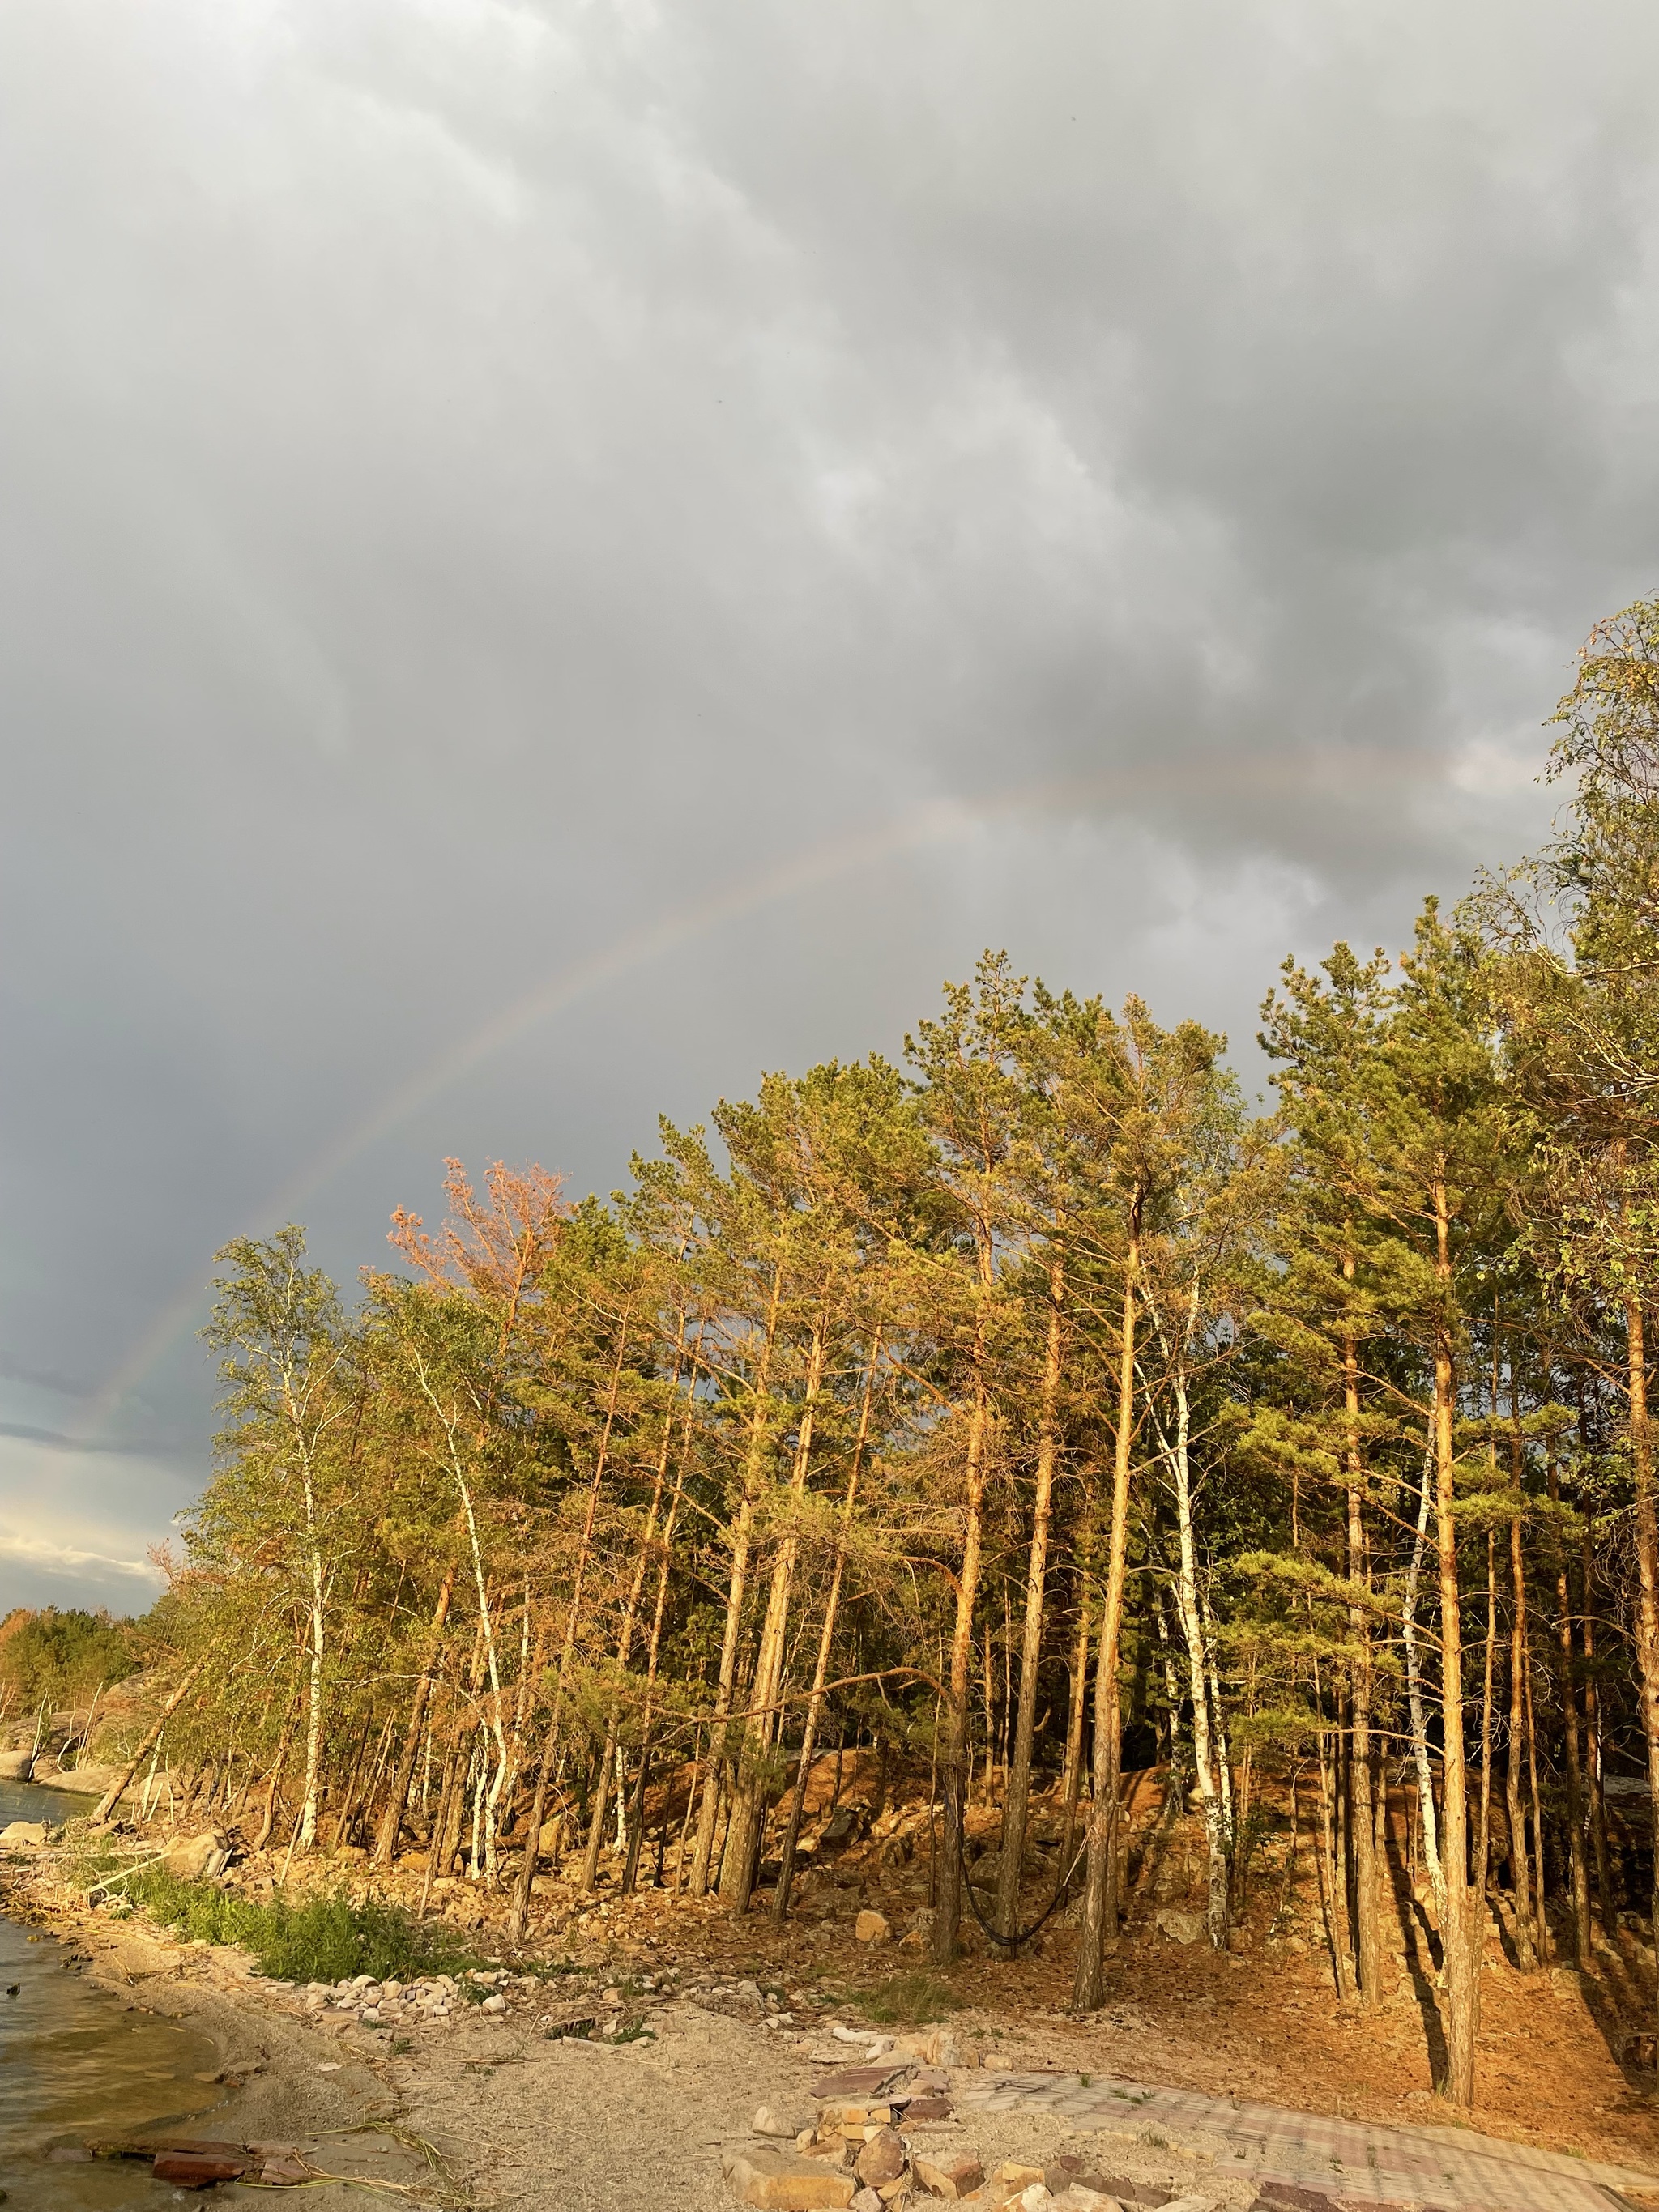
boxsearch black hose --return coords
[949,1745,1088,1950]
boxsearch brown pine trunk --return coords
[1432,1176,1477,2107]
[723,1315,829,1913]
[1581,1527,1618,1932]
[1316,1680,1357,2001]
[621,1446,687,1895]
[998,1256,1064,1941]
[932,1314,992,1968]
[1524,1639,1550,1963]
[1072,1198,1141,2010]
[1628,1296,1659,2039]
[1342,1271,1380,2007]
[1507,1500,1537,1971]
[1478,1531,1495,1911]
[690,1267,784,1894]
[582,1425,677,1896]
[1547,1444,1593,1969]
[374,1562,458,1869]
[775,1336,878,1923]
[1058,1571,1094,1875]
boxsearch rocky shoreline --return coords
[0,1821,1255,2212]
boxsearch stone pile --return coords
[724,2062,1213,2211]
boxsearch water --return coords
[0,1781,222,2210]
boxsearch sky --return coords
[4,0,1658,1614]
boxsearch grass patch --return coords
[856,1972,960,2027]
[117,1869,484,1984]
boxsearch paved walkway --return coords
[956,2070,1659,2211]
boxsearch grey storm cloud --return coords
[2,0,1658,1606]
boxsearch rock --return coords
[480,1994,508,2014]
[721,2144,859,2209]
[0,1821,49,1846]
[1050,2191,1122,2212]
[164,1831,232,1882]
[855,2130,906,2189]
[753,2103,817,2140]
[152,2150,252,2187]
[851,2194,884,2212]
[260,2157,310,2186]
[1154,1909,1205,1946]
[996,2165,1047,2193]
[1043,2159,1132,2201]
[901,2096,953,2120]
[913,2150,983,2200]
[809,2065,911,2102]
[0,1750,33,1782]
[1011,2190,1054,2212]
[854,1910,890,1946]
[1158,2200,1216,2212]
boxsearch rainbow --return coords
[73,745,1444,1445]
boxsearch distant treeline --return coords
[0,1607,137,1715]
[131,599,1659,2108]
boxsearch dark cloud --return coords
[2,0,1654,1602]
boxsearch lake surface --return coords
[0,1780,221,2210]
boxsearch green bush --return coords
[122,1871,482,1984]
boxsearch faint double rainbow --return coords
[74,746,1437,1445]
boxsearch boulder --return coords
[0,1750,33,1782]
[753,2103,816,2141]
[1010,2190,1054,2212]
[40,1760,121,1798]
[1154,1909,1205,1946]
[854,1910,890,1946]
[913,2150,983,2200]
[0,1822,49,1847]
[164,1831,232,1882]
[722,2144,858,2209]
[854,2130,906,2189]
[996,2165,1048,2193]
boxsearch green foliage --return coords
[0,1608,137,1709]
[122,1871,482,1984]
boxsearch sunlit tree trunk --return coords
[691,1264,784,1894]
[1403,1443,1444,1916]
[1433,1176,1477,2107]
[1341,1259,1381,2008]
[932,1308,992,1968]
[776,1336,878,1924]
[723,1314,829,1913]
[997,1256,1064,1941]
[1073,1198,1141,2010]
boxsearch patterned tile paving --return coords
[957,2069,1659,2210]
